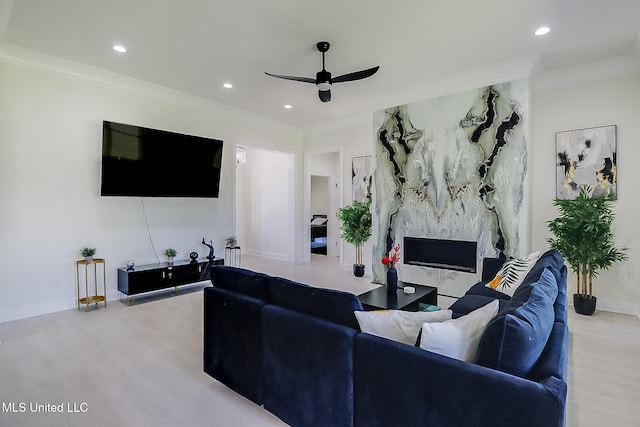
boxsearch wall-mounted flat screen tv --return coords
[100,121,223,198]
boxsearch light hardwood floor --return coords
[1,254,638,426]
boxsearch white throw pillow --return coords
[355,309,453,346]
[419,299,499,362]
[485,251,541,297]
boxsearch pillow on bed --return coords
[311,217,328,226]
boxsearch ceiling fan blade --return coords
[332,66,380,83]
[264,72,315,84]
[318,90,331,102]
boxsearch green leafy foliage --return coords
[164,248,178,257]
[81,247,96,257]
[547,186,627,297]
[338,199,372,265]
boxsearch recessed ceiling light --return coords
[535,26,550,36]
[284,104,293,109]
[223,83,233,89]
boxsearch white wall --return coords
[236,146,294,261]
[531,70,640,315]
[0,55,303,322]
[311,176,329,216]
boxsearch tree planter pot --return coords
[573,294,597,316]
[353,264,365,277]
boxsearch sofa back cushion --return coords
[475,268,558,378]
[210,266,271,301]
[521,249,564,286]
[269,276,363,330]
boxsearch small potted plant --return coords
[81,247,96,263]
[164,248,178,263]
[338,199,372,277]
[547,186,628,315]
[225,236,237,248]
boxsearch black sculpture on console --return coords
[202,238,215,260]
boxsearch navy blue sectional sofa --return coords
[203,249,568,427]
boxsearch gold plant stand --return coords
[76,258,107,311]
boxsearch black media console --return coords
[117,258,223,296]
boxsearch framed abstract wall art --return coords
[556,125,617,199]
[352,155,372,202]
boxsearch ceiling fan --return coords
[265,41,380,103]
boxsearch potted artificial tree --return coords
[338,199,372,277]
[547,186,627,315]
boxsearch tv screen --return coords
[100,121,223,198]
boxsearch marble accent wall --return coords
[372,79,529,287]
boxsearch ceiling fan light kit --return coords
[265,41,380,102]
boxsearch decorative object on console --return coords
[81,246,96,263]
[555,125,617,200]
[382,243,400,294]
[189,251,199,263]
[164,248,177,263]
[202,238,215,260]
[547,186,627,315]
[126,260,135,270]
[485,250,541,297]
[338,199,372,277]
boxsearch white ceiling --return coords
[1,0,640,128]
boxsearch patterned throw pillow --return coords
[485,251,541,297]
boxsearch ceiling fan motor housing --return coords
[316,70,332,90]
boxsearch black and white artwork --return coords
[372,79,529,288]
[352,156,372,202]
[555,125,617,199]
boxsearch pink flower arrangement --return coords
[381,244,400,268]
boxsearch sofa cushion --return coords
[485,251,541,297]
[210,265,271,301]
[521,249,565,286]
[481,257,507,282]
[355,309,452,345]
[263,305,357,427]
[475,268,558,377]
[418,299,499,362]
[465,281,511,300]
[269,276,363,330]
[448,294,510,318]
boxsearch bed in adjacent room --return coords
[310,215,328,255]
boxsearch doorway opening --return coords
[308,151,341,262]
[235,145,295,262]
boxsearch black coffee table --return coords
[358,282,438,311]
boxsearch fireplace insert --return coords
[403,237,477,273]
